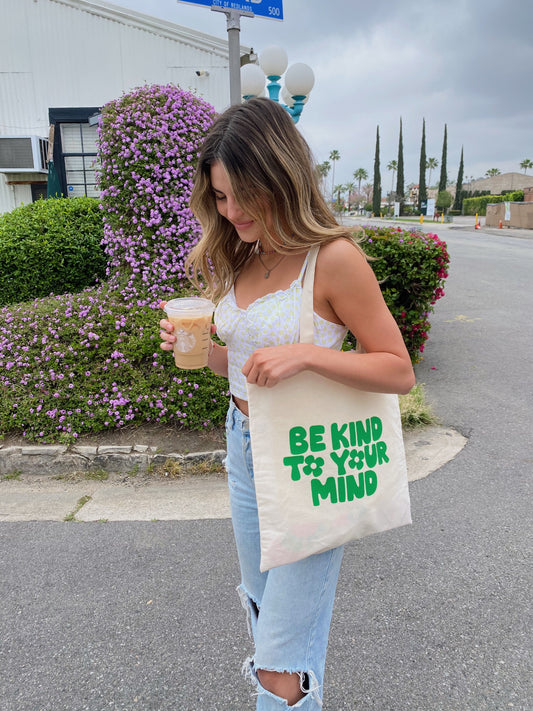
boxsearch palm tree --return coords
[344,181,356,210]
[333,184,345,212]
[387,159,397,200]
[485,168,501,177]
[316,160,331,195]
[362,182,373,204]
[426,157,438,187]
[520,158,533,174]
[329,149,340,200]
[353,168,368,195]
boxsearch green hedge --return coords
[0,197,106,306]
[357,226,449,362]
[463,190,524,216]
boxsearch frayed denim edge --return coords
[237,583,260,640]
[242,657,322,708]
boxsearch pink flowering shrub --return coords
[358,226,450,362]
[0,85,227,443]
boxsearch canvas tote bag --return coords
[246,246,412,572]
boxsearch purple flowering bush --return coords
[0,85,228,443]
[98,83,217,304]
[359,226,450,362]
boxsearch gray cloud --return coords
[114,0,533,185]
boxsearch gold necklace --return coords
[257,251,285,279]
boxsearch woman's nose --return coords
[226,197,244,221]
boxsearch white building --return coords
[0,0,246,213]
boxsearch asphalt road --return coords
[1,227,531,711]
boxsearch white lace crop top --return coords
[214,252,348,400]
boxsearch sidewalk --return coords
[0,425,466,522]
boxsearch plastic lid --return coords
[164,297,215,314]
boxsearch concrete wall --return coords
[463,172,533,195]
[486,201,533,229]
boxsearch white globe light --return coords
[281,86,308,107]
[259,45,288,77]
[281,86,294,107]
[284,62,315,97]
[241,63,266,97]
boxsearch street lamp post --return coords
[240,45,315,123]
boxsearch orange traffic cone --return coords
[475,222,481,229]
[498,220,503,229]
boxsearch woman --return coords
[160,97,414,710]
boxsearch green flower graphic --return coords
[348,449,365,471]
[303,455,325,477]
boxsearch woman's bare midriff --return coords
[233,394,250,417]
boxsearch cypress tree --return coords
[452,146,464,212]
[372,125,381,216]
[438,123,448,193]
[418,118,427,212]
[396,117,405,214]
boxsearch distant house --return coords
[0,0,247,213]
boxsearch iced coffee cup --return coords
[163,297,215,370]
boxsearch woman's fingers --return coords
[159,317,175,350]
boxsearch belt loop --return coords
[230,396,238,428]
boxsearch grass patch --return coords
[155,457,224,479]
[2,470,22,481]
[64,495,92,521]
[85,469,109,481]
[399,383,438,430]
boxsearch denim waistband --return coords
[228,396,250,432]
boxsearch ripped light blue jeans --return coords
[225,399,344,710]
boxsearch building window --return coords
[60,123,99,198]
[48,107,100,199]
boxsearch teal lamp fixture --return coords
[240,45,315,123]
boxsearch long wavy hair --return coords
[187,97,361,302]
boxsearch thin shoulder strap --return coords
[299,246,319,344]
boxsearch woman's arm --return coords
[206,339,229,378]
[241,239,415,395]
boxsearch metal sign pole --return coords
[212,7,253,106]
[177,1,283,105]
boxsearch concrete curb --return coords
[0,442,226,477]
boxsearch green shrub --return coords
[463,190,524,215]
[0,197,106,306]
[357,226,449,362]
[436,190,453,211]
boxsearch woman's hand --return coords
[158,301,175,352]
[158,301,219,357]
[242,344,310,388]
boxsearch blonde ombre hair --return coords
[187,97,362,302]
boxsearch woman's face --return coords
[210,161,274,247]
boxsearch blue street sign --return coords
[177,0,283,21]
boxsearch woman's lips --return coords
[233,220,254,229]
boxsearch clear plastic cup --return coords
[163,297,215,370]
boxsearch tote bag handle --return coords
[299,246,320,345]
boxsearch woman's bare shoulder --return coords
[317,237,369,275]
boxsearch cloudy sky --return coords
[111,0,533,191]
